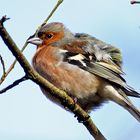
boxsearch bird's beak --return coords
[27,37,43,45]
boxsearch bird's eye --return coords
[46,34,53,39]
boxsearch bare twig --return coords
[37,0,63,32]
[0,55,6,74]
[131,0,140,4]
[0,16,106,140]
[0,0,63,85]
[0,15,10,26]
[0,42,28,85]
[0,54,6,84]
[0,75,28,94]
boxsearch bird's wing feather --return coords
[64,53,140,97]
[81,61,127,88]
[61,37,140,97]
[63,50,126,87]
[75,33,122,68]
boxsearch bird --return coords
[27,22,140,122]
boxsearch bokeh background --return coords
[0,0,140,140]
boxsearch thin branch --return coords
[0,0,63,85]
[131,0,140,4]
[0,15,10,26]
[0,55,6,74]
[0,17,106,140]
[0,75,28,94]
[0,41,28,85]
[0,54,6,84]
[37,0,63,32]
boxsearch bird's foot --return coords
[74,114,90,123]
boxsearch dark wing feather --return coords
[83,61,126,85]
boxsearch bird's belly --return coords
[33,58,103,111]
[36,61,100,94]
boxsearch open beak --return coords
[27,37,43,45]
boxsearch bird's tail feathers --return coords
[124,86,140,98]
[118,88,140,122]
[124,104,140,122]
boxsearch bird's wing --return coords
[61,35,140,97]
[64,52,126,88]
[75,33,122,68]
[64,51,139,97]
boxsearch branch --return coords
[0,54,6,84]
[0,42,28,85]
[37,0,63,32]
[131,0,140,4]
[0,15,10,26]
[0,0,63,85]
[0,75,28,94]
[0,18,106,140]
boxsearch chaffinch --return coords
[28,22,140,122]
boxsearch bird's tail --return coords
[124,104,140,122]
[118,88,140,122]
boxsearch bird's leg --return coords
[72,98,90,123]
[62,96,78,111]
[75,113,90,123]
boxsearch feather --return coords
[117,88,140,121]
[75,33,122,67]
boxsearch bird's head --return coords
[28,22,74,47]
